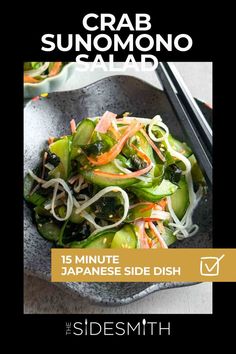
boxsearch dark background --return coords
[3,6,235,342]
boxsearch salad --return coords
[24,62,67,83]
[24,111,205,249]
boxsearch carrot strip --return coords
[143,218,160,222]
[140,203,155,212]
[94,144,152,179]
[48,62,62,77]
[158,199,167,210]
[140,128,165,162]
[88,121,142,166]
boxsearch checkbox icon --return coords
[200,254,225,276]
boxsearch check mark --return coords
[200,254,225,276]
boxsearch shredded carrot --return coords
[48,62,62,77]
[140,203,155,212]
[140,128,165,162]
[143,217,160,222]
[88,121,142,166]
[109,124,121,140]
[158,199,167,210]
[24,75,40,83]
[70,119,76,134]
[94,143,152,179]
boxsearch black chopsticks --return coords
[156,62,212,185]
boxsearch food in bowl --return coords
[24,111,206,249]
[24,62,68,83]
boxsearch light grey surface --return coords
[24,275,212,314]
[24,62,212,314]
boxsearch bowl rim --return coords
[23,62,76,88]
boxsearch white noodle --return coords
[44,163,54,171]
[77,194,89,202]
[140,115,202,239]
[73,175,84,193]
[24,62,50,77]
[151,210,170,220]
[28,169,46,184]
[74,186,129,234]
[113,159,153,182]
[148,115,170,142]
[42,178,73,221]
[73,197,98,228]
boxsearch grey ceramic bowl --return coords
[24,62,77,99]
[24,75,212,305]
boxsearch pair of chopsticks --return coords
[156,62,212,185]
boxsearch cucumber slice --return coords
[85,232,115,248]
[49,136,70,180]
[162,227,177,246]
[71,119,95,159]
[188,154,206,185]
[153,126,192,157]
[37,222,61,242]
[111,224,137,249]
[24,174,46,206]
[168,135,192,158]
[154,227,177,248]
[69,230,116,248]
[170,177,189,220]
[80,162,138,188]
[69,207,84,224]
[130,179,178,202]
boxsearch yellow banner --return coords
[51,248,236,282]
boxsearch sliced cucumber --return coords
[80,162,138,188]
[24,174,46,206]
[85,231,115,248]
[69,207,84,224]
[71,119,95,159]
[130,179,178,202]
[111,224,137,249]
[188,154,206,185]
[162,227,177,246]
[37,222,61,242]
[168,135,192,158]
[135,131,155,163]
[125,204,152,222]
[153,126,192,157]
[170,177,189,220]
[69,230,116,248]
[49,136,70,180]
